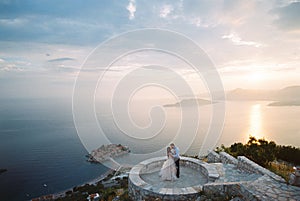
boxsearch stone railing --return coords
[219,152,238,165]
[207,151,285,183]
[186,157,219,182]
[207,151,238,165]
[237,156,285,182]
[207,150,221,163]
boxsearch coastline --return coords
[31,138,300,201]
[32,144,130,200]
[268,100,300,106]
[31,168,114,201]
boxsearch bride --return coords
[159,147,177,181]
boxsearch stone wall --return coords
[129,152,293,200]
[219,152,238,165]
[237,156,285,182]
[207,151,238,164]
[207,150,221,163]
[203,182,260,201]
[208,151,285,183]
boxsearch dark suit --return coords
[172,146,180,178]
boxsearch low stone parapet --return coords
[207,151,238,165]
[207,152,285,183]
[207,151,221,163]
[237,156,285,183]
[129,153,299,200]
[220,152,238,165]
[203,181,260,201]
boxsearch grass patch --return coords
[267,161,294,182]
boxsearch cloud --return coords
[273,1,300,30]
[0,0,299,92]
[0,18,28,26]
[222,32,263,48]
[159,5,173,18]
[126,0,136,20]
[0,57,29,72]
[141,65,172,71]
[47,57,75,62]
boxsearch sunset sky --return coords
[0,0,300,99]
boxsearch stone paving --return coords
[242,175,300,201]
[129,153,300,200]
[207,151,300,201]
[140,166,207,191]
[129,157,216,200]
[214,163,261,183]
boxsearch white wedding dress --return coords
[159,152,177,181]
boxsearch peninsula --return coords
[87,144,130,163]
[268,100,300,106]
[33,138,300,201]
[164,98,212,107]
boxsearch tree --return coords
[224,136,279,167]
[277,145,300,165]
[229,142,245,157]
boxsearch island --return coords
[32,138,300,201]
[87,144,130,163]
[227,86,300,105]
[268,100,300,106]
[164,98,212,107]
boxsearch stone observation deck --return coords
[129,156,219,200]
[128,152,300,201]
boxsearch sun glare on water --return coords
[248,104,265,139]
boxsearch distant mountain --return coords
[163,86,300,107]
[276,86,300,101]
[164,98,212,107]
[227,85,300,106]
[268,100,300,106]
[226,88,276,101]
[227,86,300,101]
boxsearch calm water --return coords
[217,101,300,148]
[95,99,300,156]
[0,98,299,201]
[0,99,108,201]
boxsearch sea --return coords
[0,98,299,201]
[0,99,108,201]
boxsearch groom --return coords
[170,143,180,178]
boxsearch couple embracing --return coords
[159,143,180,181]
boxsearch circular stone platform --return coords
[128,156,219,201]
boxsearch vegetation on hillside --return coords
[55,176,131,201]
[52,137,299,200]
[216,136,300,181]
[216,136,300,166]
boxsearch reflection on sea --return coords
[96,100,300,156]
[248,104,265,139]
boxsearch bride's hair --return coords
[167,147,171,157]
